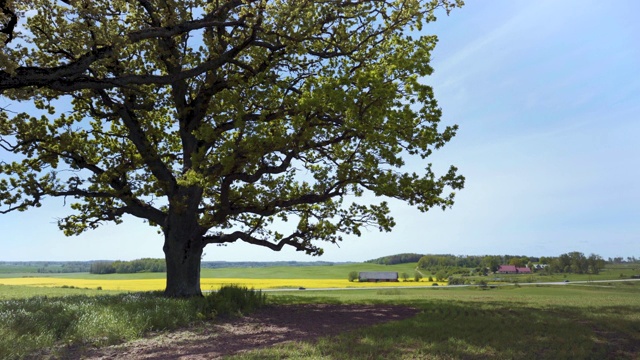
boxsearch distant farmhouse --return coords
[358,271,399,282]
[496,265,531,274]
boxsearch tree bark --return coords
[163,210,205,298]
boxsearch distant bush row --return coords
[416,252,608,275]
[90,258,166,274]
[36,263,90,273]
[365,253,424,265]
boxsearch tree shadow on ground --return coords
[52,296,640,360]
[238,300,640,360]
[59,303,419,359]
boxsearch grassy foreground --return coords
[1,282,639,359]
[1,263,639,359]
[232,283,640,359]
[0,285,266,359]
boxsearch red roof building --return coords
[497,265,516,273]
[517,267,531,274]
[497,265,531,274]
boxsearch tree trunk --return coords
[163,211,205,298]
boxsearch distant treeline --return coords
[90,258,166,274]
[36,262,90,273]
[366,252,630,276]
[0,260,349,274]
[364,253,539,268]
[89,259,344,274]
[0,262,91,273]
[609,256,638,264]
[416,254,539,270]
[416,252,607,275]
[0,254,637,275]
[540,252,606,274]
[365,253,424,265]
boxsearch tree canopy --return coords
[0,0,464,297]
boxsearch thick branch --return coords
[226,151,295,184]
[0,4,255,93]
[228,187,345,218]
[0,196,41,214]
[48,147,167,225]
[95,89,177,195]
[0,47,114,91]
[203,230,320,254]
[1,1,18,45]
[0,50,250,92]
[129,14,246,42]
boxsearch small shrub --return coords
[199,285,267,319]
[348,271,358,282]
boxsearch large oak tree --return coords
[0,0,464,297]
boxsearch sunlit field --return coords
[1,261,638,293]
[0,263,444,292]
[1,265,639,359]
[237,284,640,360]
[0,276,445,292]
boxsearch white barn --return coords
[358,271,399,282]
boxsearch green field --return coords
[1,261,640,359]
[0,262,419,280]
[1,282,639,359]
[2,261,638,281]
[249,284,640,359]
[0,284,123,299]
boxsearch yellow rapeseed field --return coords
[0,277,445,291]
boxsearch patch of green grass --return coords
[2,263,638,359]
[0,284,119,299]
[0,285,266,359]
[375,289,404,296]
[0,271,167,280]
[234,285,640,359]
[200,262,419,279]
[2,273,639,359]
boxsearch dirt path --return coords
[66,304,419,359]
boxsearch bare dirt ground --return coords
[68,304,419,359]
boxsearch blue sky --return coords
[1,0,639,262]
